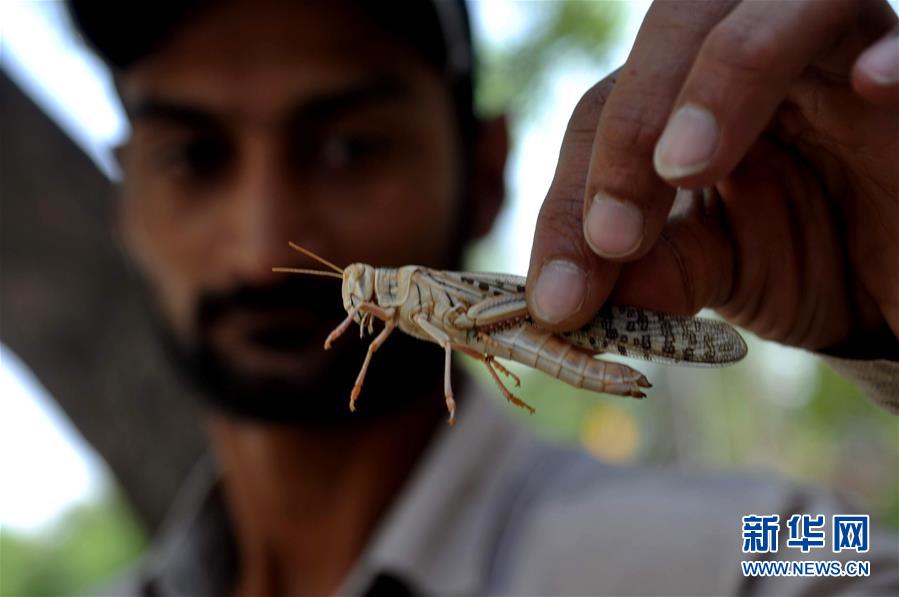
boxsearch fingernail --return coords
[584,193,643,258]
[858,37,899,85]
[533,260,586,324]
[654,104,719,179]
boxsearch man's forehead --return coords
[118,0,441,125]
[121,73,420,131]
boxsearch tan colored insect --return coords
[273,242,747,424]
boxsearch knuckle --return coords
[567,76,618,135]
[535,191,588,254]
[553,75,621,181]
[585,75,618,112]
[587,75,618,109]
[598,103,665,158]
[703,19,783,83]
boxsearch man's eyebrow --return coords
[123,76,415,130]
[286,76,415,126]
[124,98,223,130]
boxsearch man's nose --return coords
[226,142,312,284]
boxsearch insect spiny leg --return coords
[486,356,520,387]
[476,331,504,352]
[449,344,525,396]
[484,358,535,414]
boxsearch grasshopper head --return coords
[342,263,376,313]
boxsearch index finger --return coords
[526,76,621,331]
[527,0,734,331]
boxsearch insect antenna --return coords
[287,241,344,274]
[271,267,343,280]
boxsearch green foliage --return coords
[476,0,621,117]
[1,490,145,597]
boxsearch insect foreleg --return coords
[358,303,395,321]
[325,307,360,350]
[325,303,395,349]
[350,319,396,412]
[358,312,377,338]
[412,313,457,425]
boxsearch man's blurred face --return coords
[116,0,469,422]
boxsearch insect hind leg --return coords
[484,358,535,414]
[486,356,520,387]
[451,344,533,414]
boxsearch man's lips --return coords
[210,309,342,354]
[249,324,326,351]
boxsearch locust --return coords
[273,242,747,424]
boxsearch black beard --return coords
[150,274,453,426]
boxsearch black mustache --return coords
[197,274,346,329]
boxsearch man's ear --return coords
[470,114,508,240]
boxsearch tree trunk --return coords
[0,72,204,532]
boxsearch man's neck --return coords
[208,391,446,597]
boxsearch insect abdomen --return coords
[486,324,650,397]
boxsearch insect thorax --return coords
[374,265,419,307]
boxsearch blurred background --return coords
[1,1,897,595]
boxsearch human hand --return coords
[526,0,899,357]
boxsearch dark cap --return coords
[67,0,476,129]
[66,0,473,79]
